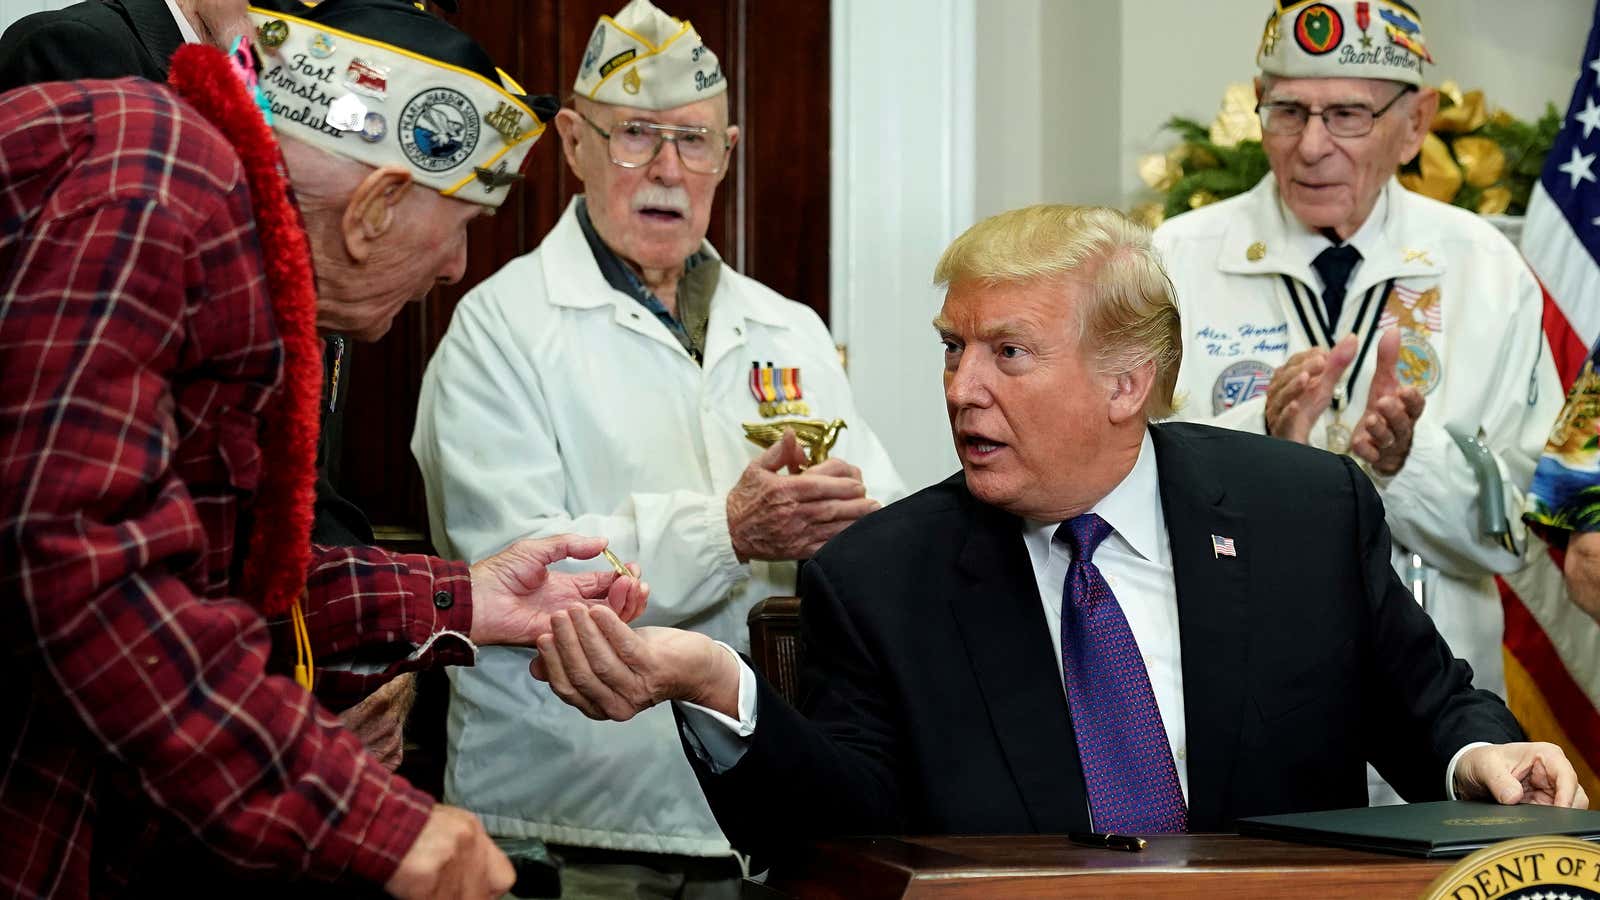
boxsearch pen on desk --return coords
[1069,831,1148,853]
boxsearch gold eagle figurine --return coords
[741,418,848,467]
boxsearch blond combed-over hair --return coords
[933,204,1184,419]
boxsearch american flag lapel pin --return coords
[1211,534,1237,558]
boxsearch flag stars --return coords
[1590,56,1600,88]
[1577,95,1600,140]
[1559,145,1597,190]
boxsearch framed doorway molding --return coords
[830,0,976,491]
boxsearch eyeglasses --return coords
[1256,84,1416,138]
[578,112,731,175]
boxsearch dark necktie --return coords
[1311,243,1362,329]
[1056,513,1187,833]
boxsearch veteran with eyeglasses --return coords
[1154,0,1562,804]
[411,0,903,894]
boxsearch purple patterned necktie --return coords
[1057,513,1187,833]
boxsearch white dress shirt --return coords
[1020,431,1188,799]
[1282,180,1388,296]
[163,0,202,45]
[681,430,1480,799]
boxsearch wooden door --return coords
[335,0,831,547]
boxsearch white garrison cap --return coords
[246,2,547,207]
[1257,0,1431,85]
[573,0,726,110]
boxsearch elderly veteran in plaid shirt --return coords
[0,1,647,897]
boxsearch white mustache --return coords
[630,185,691,215]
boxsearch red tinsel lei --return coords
[168,44,319,617]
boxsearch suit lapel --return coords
[1151,425,1253,830]
[947,488,1089,833]
[117,0,186,77]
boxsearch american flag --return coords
[1525,8,1600,357]
[1211,534,1236,558]
[1504,0,1600,808]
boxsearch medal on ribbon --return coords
[1281,272,1393,457]
[748,361,810,418]
[1326,384,1352,455]
[742,361,844,467]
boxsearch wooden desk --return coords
[755,834,1454,899]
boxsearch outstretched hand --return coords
[468,534,648,647]
[530,607,740,722]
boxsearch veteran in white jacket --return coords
[411,0,903,892]
[1156,0,1560,713]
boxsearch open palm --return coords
[468,535,648,647]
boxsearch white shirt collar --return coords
[164,0,203,45]
[1023,429,1164,562]
[1280,182,1390,287]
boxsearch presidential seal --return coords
[1397,330,1442,396]
[398,88,480,173]
[1444,816,1534,827]
[1211,360,1274,415]
[1422,836,1600,900]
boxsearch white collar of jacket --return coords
[541,197,786,330]
[1215,175,1449,293]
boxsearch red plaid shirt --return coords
[0,79,476,896]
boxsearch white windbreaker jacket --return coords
[1155,176,1561,698]
[412,199,904,855]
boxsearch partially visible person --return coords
[0,0,433,557]
[530,205,1585,860]
[1155,1,1560,748]
[0,0,252,89]
[0,0,411,771]
[1526,345,1600,620]
[0,0,646,895]
[412,0,902,893]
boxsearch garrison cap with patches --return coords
[247,0,559,206]
[1257,0,1431,86]
[573,0,725,110]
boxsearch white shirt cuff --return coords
[1446,741,1491,799]
[163,0,203,44]
[676,642,758,773]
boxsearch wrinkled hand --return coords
[726,429,880,562]
[384,805,513,900]
[469,534,648,647]
[181,0,253,48]
[339,672,418,770]
[531,607,740,722]
[1455,742,1589,808]
[1565,531,1600,622]
[1264,336,1358,443]
[1349,329,1425,476]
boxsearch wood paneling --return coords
[338,0,830,541]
